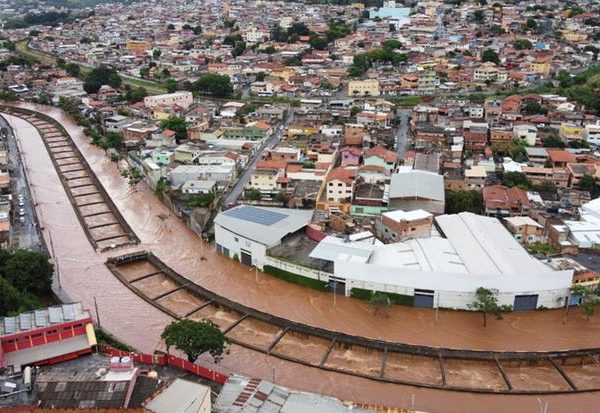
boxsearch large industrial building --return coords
[215,206,573,311]
[333,212,573,310]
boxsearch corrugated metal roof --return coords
[309,236,380,263]
[215,206,313,246]
[436,213,548,275]
[388,170,444,201]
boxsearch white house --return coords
[144,91,193,109]
[584,122,600,146]
[214,206,313,268]
[169,164,235,187]
[513,124,538,146]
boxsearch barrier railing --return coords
[99,344,228,385]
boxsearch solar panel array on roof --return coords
[224,206,287,226]
[35,310,47,328]
[63,304,75,320]
[19,313,31,331]
[1,303,89,338]
[4,317,16,334]
[48,307,62,324]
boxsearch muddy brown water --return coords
[6,106,600,411]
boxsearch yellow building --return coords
[152,108,171,120]
[562,30,587,42]
[529,61,551,76]
[286,125,319,137]
[559,123,584,141]
[348,79,380,97]
[271,67,295,81]
[126,40,151,52]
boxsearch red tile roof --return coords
[547,149,577,164]
[327,167,357,184]
[482,185,530,210]
[364,146,398,163]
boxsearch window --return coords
[234,237,239,242]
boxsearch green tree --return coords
[445,190,483,214]
[571,285,600,320]
[287,22,310,38]
[245,188,262,201]
[472,9,485,23]
[125,86,147,103]
[543,134,566,148]
[58,96,80,116]
[255,72,266,81]
[368,292,391,316]
[187,192,215,208]
[489,25,505,35]
[513,39,533,50]
[233,40,246,57]
[522,101,542,115]
[481,49,500,64]
[579,175,600,199]
[1,250,53,293]
[0,277,24,315]
[64,62,81,77]
[121,167,143,188]
[165,78,178,93]
[193,25,202,35]
[193,74,233,97]
[308,34,328,50]
[502,172,530,189]
[83,65,121,94]
[105,132,123,149]
[153,49,162,59]
[382,39,402,50]
[160,115,187,143]
[161,319,228,363]
[139,67,150,79]
[468,287,504,327]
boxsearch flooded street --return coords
[5,104,600,412]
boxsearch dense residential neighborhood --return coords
[2,0,600,412]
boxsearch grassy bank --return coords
[263,265,329,291]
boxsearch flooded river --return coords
[5,105,600,412]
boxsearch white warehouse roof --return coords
[334,212,573,293]
[214,205,313,246]
[388,170,444,201]
[309,235,382,263]
[435,212,549,275]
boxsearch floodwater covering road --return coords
[5,104,600,412]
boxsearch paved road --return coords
[0,115,42,251]
[223,109,294,207]
[395,108,411,158]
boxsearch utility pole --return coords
[94,296,101,328]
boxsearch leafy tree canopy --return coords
[161,319,227,363]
